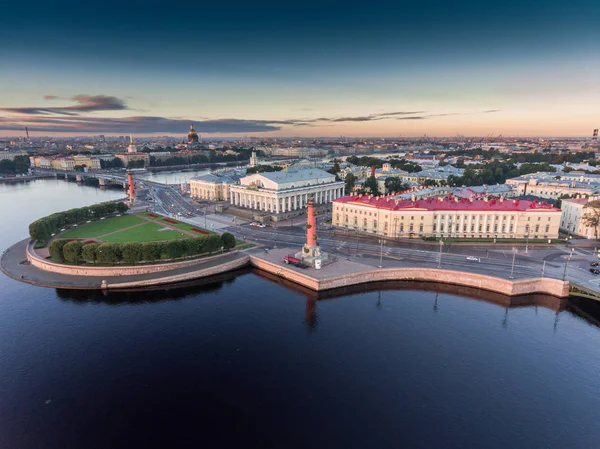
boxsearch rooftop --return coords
[334,195,560,212]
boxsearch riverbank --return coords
[1,239,571,297]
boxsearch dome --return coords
[188,124,199,143]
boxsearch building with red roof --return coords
[332,193,562,239]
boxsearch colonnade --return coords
[230,186,344,214]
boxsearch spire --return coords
[130,133,133,144]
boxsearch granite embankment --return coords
[2,241,570,297]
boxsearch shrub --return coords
[142,242,164,262]
[62,241,84,264]
[49,240,67,263]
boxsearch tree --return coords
[49,240,67,263]
[82,243,99,264]
[62,241,84,264]
[363,176,379,195]
[220,232,236,250]
[345,173,356,193]
[384,177,408,193]
[164,240,186,259]
[115,202,129,213]
[582,200,600,239]
[96,243,122,264]
[203,234,222,253]
[121,243,143,264]
[142,242,164,262]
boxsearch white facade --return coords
[229,167,344,214]
[560,198,597,239]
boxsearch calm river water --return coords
[1,179,600,449]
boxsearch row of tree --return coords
[29,202,129,245]
[0,155,30,175]
[246,165,283,174]
[48,232,236,265]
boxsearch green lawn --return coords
[60,215,145,239]
[102,222,191,243]
[137,212,216,235]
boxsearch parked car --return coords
[591,262,599,267]
[466,256,480,262]
[590,268,600,275]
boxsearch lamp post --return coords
[509,247,516,279]
[378,239,384,268]
[525,233,529,254]
[562,254,570,281]
[438,240,443,268]
[541,260,546,278]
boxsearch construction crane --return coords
[25,127,30,140]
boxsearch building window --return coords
[535,225,540,232]
[433,223,437,231]
[409,224,414,232]
[419,224,423,232]
[545,224,550,232]
[440,224,445,231]
[463,224,467,232]
[373,220,377,229]
[411,216,414,220]
[363,218,367,228]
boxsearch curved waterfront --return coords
[1,180,600,449]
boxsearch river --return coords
[1,179,600,449]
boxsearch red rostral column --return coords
[127,171,135,202]
[371,165,375,177]
[306,195,317,248]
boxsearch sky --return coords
[1,0,599,138]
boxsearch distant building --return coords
[0,150,28,161]
[188,124,199,144]
[560,198,597,239]
[115,135,150,167]
[506,174,597,199]
[29,155,101,171]
[190,173,235,201]
[333,194,561,239]
[229,166,344,217]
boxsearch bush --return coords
[49,240,67,263]
[203,234,222,253]
[220,232,236,250]
[62,241,84,264]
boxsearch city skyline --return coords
[1,0,599,138]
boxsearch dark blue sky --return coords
[1,0,599,136]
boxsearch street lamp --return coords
[562,254,570,281]
[525,233,529,254]
[509,247,516,279]
[378,239,384,268]
[438,240,443,268]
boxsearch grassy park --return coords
[58,213,198,244]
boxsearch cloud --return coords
[481,109,500,113]
[43,95,59,100]
[0,115,283,134]
[397,116,427,120]
[1,95,128,116]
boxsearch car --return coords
[590,268,600,275]
[591,262,599,267]
[466,256,480,262]
[258,223,266,228]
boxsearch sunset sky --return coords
[1,0,599,137]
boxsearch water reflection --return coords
[52,267,600,334]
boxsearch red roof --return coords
[333,195,561,212]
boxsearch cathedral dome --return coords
[188,124,199,144]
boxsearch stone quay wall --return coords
[26,241,238,277]
[107,255,251,289]
[249,256,570,298]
